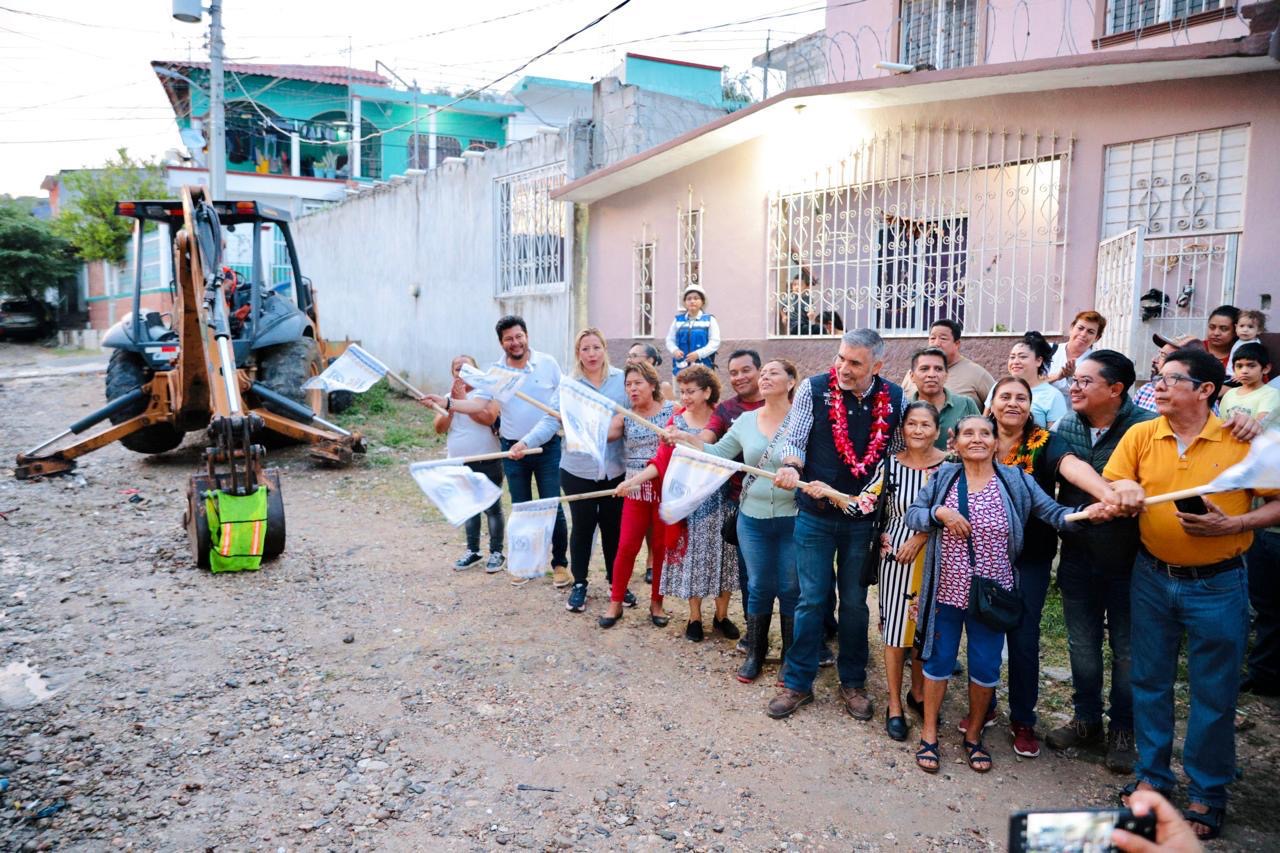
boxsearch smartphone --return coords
[1009,808,1156,852]
[1174,495,1209,515]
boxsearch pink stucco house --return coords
[558,1,1280,376]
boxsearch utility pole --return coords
[412,78,420,170]
[762,30,771,101]
[208,1,226,200]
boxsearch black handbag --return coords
[720,503,739,546]
[958,472,1023,632]
[861,462,895,587]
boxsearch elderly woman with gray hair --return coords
[904,414,1110,775]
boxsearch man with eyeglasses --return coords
[1045,350,1153,773]
[1103,346,1280,841]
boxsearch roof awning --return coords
[554,34,1277,204]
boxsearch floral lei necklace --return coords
[827,368,892,478]
[1002,426,1050,473]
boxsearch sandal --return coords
[1182,804,1226,841]
[915,739,940,774]
[963,739,992,773]
[1118,781,1173,809]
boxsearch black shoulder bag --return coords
[958,472,1023,632]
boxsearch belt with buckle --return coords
[1142,549,1242,580]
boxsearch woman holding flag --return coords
[560,329,628,614]
[599,360,674,628]
[612,365,739,643]
[667,360,800,682]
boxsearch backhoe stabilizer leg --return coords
[15,410,170,480]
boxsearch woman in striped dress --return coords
[858,401,945,742]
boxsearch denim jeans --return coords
[500,436,567,568]
[922,603,1004,687]
[1247,530,1280,687]
[1005,556,1052,728]
[1130,550,1248,808]
[735,513,799,617]
[1058,551,1133,730]
[783,511,872,694]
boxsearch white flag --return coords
[459,363,526,403]
[302,343,388,393]
[559,378,615,480]
[659,445,740,524]
[506,498,560,579]
[409,462,501,527]
[1207,429,1280,492]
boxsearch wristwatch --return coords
[445,398,452,411]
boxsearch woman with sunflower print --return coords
[986,376,1120,760]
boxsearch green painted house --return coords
[152,60,523,185]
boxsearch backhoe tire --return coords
[256,339,324,446]
[105,349,185,455]
[327,390,355,414]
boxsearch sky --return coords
[0,0,826,197]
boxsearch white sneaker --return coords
[485,553,505,573]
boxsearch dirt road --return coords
[1,345,1276,850]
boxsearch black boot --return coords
[736,612,771,683]
[777,613,795,687]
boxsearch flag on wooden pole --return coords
[459,363,526,403]
[302,344,388,393]
[659,445,739,524]
[409,461,502,527]
[506,498,560,579]
[559,378,614,480]
[1208,429,1280,492]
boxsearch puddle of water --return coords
[0,660,57,709]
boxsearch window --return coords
[900,0,978,70]
[436,135,462,161]
[1105,0,1222,35]
[768,123,1071,337]
[633,239,655,337]
[494,162,568,295]
[359,118,381,180]
[467,139,499,152]
[677,200,702,294]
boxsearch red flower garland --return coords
[827,368,892,479]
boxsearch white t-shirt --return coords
[1048,345,1093,395]
[446,389,500,458]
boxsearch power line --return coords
[230,0,637,148]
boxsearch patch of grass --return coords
[381,423,433,449]
[333,378,446,462]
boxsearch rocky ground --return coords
[1,342,1277,851]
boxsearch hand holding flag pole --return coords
[1063,429,1280,522]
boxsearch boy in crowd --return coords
[1221,342,1279,426]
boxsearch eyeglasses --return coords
[1152,372,1204,389]
[1067,377,1098,389]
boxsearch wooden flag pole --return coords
[429,447,544,466]
[384,371,451,418]
[515,390,562,420]
[559,488,617,503]
[1062,484,1211,523]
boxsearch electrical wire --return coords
[229,0,637,147]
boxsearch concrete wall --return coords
[821,0,1249,82]
[293,127,586,391]
[585,72,1280,382]
[591,77,732,170]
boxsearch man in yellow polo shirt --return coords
[1104,347,1280,841]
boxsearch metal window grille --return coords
[677,196,703,295]
[632,236,656,337]
[1105,0,1221,34]
[768,124,1071,338]
[494,162,568,295]
[437,136,463,160]
[900,0,977,70]
[1099,125,1247,369]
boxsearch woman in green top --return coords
[671,359,800,683]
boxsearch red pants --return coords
[611,497,665,605]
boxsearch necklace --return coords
[827,369,892,479]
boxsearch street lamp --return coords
[173,1,225,200]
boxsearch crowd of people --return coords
[422,286,1280,843]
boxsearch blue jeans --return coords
[1005,557,1052,727]
[923,603,1004,687]
[1058,552,1133,730]
[1130,551,1248,808]
[736,513,799,617]
[500,436,567,568]
[1247,530,1280,687]
[783,511,872,694]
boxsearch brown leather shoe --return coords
[840,685,874,721]
[766,688,813,719]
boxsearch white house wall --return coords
[293,129,580,391]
